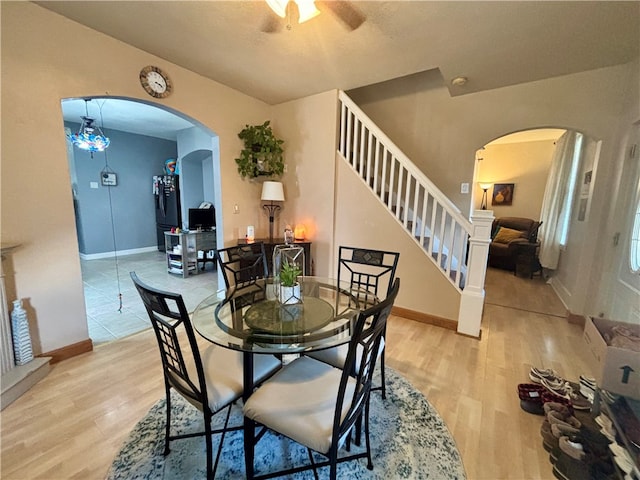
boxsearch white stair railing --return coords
[338,91,492,337]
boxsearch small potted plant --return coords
[278,260,302,305]
[235,121,285,179]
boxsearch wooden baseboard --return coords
[39,339,93,364]
[391,306,458,331]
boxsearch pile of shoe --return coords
[539,402,615,480]
[527,367,593,411]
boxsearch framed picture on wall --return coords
[101,172,117,186]
[491,183,514,206]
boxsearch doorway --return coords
[62,97,222,344]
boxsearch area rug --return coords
[107,368,466,479]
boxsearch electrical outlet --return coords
[90,182,99,189]
[233,204,240,214]
[461,182,469,194]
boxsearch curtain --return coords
[538,131,580,270]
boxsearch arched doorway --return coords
[61,97,222,344]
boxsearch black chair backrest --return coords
[130,272,207,410]
[216,242,269,290]
[337,246,400,307]
[333,277,400,444]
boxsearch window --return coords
[558,132,583,247]
[631,185,640,273]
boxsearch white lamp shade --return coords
[479,182,493,191]
[261,181,285,202]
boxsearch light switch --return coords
[90,182,99,189]
[461,183,469,194]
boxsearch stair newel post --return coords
[457,210,494,337]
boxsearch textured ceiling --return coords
[39,1,639,105]
[49,1,639,140]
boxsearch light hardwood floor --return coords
[0,267,598,479]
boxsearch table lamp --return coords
[261,181,285,243]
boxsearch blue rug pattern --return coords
[107,368,465,479]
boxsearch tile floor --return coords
[81,251,219,345]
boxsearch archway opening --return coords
[61,96,222,344]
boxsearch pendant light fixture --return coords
[66,99,110,157]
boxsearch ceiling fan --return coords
[262,0,366,33]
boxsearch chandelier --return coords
[67,99,110,156]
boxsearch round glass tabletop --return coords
[192,277,367,354]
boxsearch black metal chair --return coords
[308,246,400,398]
[243,278,400,480]
[130,272,281,480]
[215,242,269,306]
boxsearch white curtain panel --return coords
[539,131,579,270]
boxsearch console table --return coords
[237,239,312,277]
[165,230,217,278]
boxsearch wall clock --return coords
[139,65,172,99]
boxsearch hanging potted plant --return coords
[235,121,285,179]
[278,260,302,305]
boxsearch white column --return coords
[457,210,494,337]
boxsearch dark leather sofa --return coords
[488,217,541,271]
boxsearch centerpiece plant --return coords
[278,260,303,306]
[279,260,302,287]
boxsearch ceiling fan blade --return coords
[321,1,365,31]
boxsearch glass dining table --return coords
[192,276,368,401]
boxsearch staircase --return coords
[337,91,493,337]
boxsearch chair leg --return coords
[380,349,387,400]
[364,401,373,470]
[164,385,172,456]
[244,417,255,479]
[306,448,320,480]
[329,449,338,480]
[205,410,213,480]
[212,404,233,478]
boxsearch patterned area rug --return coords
[107,368,466,479]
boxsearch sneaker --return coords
[530,367,564,387]
[553,450,615,480]
[547,410,582,429]
[541,379,592,410]
[559,436,586,461]
[541,420,558,452]
[579,375,596,402]
[595,414,617,441]
[544,401,573,419]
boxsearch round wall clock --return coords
[139,66,172,99]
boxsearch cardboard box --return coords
[583,317,640,399]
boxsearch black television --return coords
[188,207,215,231]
